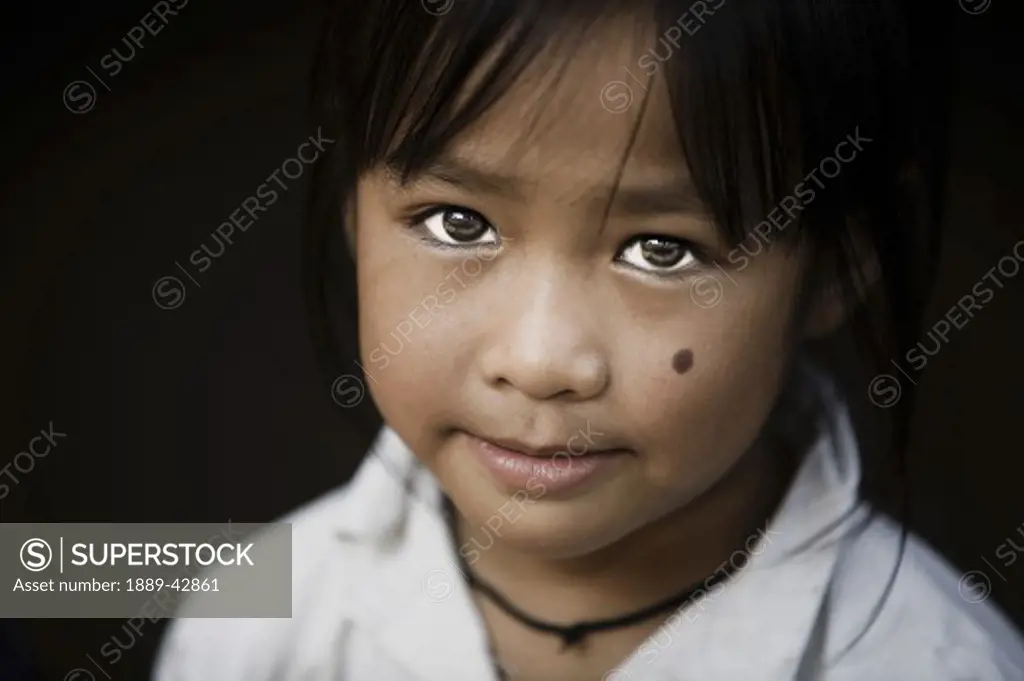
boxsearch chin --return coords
[449,477,651,561]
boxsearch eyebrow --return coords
[388,155,526,198]
[611,180,708,217]
[387,154,708,217]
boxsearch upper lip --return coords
[470,432,613,458]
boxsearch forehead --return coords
[445,18,689,192]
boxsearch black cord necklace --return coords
[441,496,736,653]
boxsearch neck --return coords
[454,430,798,622]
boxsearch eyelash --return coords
[403,205,710,279]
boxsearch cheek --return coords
[356,210,439,400]
[620,272,801,493]
[354,211,487,433]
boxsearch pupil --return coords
[444,210,485,241]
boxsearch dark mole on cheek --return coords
[672,348,694,374]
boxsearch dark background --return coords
[1,1,1022,679]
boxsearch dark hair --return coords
[304,0,953,657]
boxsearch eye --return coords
[413,206,499,247]
[617,235,703,276]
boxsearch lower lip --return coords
[466,433,627,495]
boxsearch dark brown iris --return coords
[442,209,488,242]
[640,237,685,267]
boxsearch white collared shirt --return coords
[153,367,1024,680]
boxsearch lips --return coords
[461,423,630,458]
[482,435,594,458]
[461,429,630,496]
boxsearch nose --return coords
[476,273,610,402]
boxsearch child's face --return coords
[352,26,823,558]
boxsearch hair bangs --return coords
[658,0,909,254]
[317,0,647,185]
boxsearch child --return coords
[154,0,1024,679]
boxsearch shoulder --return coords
[151,483,361,681]
[825,511,1024,680]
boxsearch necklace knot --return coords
[559,624,589,650]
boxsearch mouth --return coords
[459,428,632,495]
[481,435,605,458]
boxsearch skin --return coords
[351,19,843,681]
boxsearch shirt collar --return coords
[331,359,864,680]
